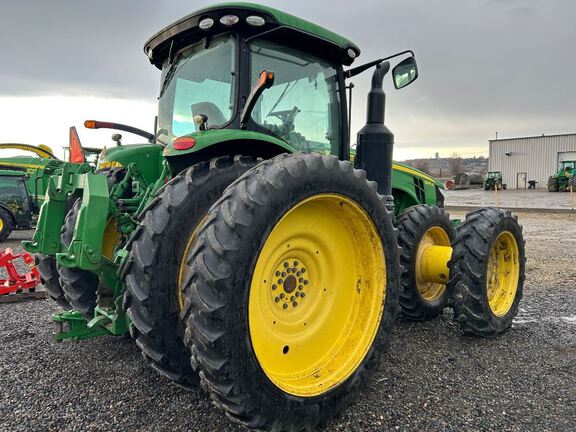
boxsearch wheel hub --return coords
[271,260,309,309]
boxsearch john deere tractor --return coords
[25,3,525,431]
[484,171,506,190]
[547,160,576,192]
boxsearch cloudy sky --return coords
[1,0,574,160]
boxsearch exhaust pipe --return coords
[354,62,394,208]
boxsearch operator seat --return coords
[191,102,227,129]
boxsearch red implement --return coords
[0,248,40,296]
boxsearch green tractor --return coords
[547,160,576,192]
[0,169,37,240]
[483,170,506,190]
[25,4,526,431]
[0,144,67,239]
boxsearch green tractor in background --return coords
[483,170,506,190]
[547,160,576,192]
[25,3,526,431]
[0,169,37,240]
[0,144,66,239]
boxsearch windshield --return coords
[157,34,237,143]
[250,39,341,154]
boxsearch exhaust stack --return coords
[355,62,394,204]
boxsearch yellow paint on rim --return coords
[415,227,451,301]
[249,194,386,397]
[102,218,122,259]
[177,215,207,311]
[487,231,520,317]
[0,217,4,232]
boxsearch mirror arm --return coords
[344,50,414,79]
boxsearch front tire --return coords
[123,155,259,389]
[36,254,70,309]
[183,153,400,431]
[396,205,455,321]
[0,208,13,241]
[448,208,525,336]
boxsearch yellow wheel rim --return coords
[249,194,386,397]
[415,227,451,301]
[487,231,520,316]
[0,217,4,232]
[102,218,121,259]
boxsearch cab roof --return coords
[145,2,360,68]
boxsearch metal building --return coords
[488,133,576,189]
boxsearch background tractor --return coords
[547,160,576,192]
[484,170,506,190]
[25,3,526,431]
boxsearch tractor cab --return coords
[146,3,418,172]
[558,160,576,174]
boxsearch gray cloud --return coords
[1,0,575,151]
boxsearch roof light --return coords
[173,137,196,151]
[347,48,357,59]
[199,17,215,30]
[219,14,239,26]
[246,15,266,26]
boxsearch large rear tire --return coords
[448,208,525,336]
[547,176,559,192]
[123,155,259,389]
[182,153,400,431]
[396,205,455,321]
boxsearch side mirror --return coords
[392,57,418,89]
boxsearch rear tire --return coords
[0,208,13,241]
[448,208,525,336]
[396,205,455,321]
[183,153,400,431]
[123,155,259,389]
[547,176,559,192]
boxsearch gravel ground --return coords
[1,212,575,432]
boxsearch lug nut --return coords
[301,292,305,298]
[281,271,286,277]
[272,284,277,290]
[287,268,292,273]
[283,262,289,268]
[283,303,288,309]
[304,280,308,285]
[299,277,303,282]
[296,271,301,276]
[301,268,306,273]
[290,296,295,301]
[278,279,283,284]
[295,292,300,297]
[293,261,299,266]
[298,285,303,290]
[292,301,298,307]
[275,271,281,277]
[280,293,285,299]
